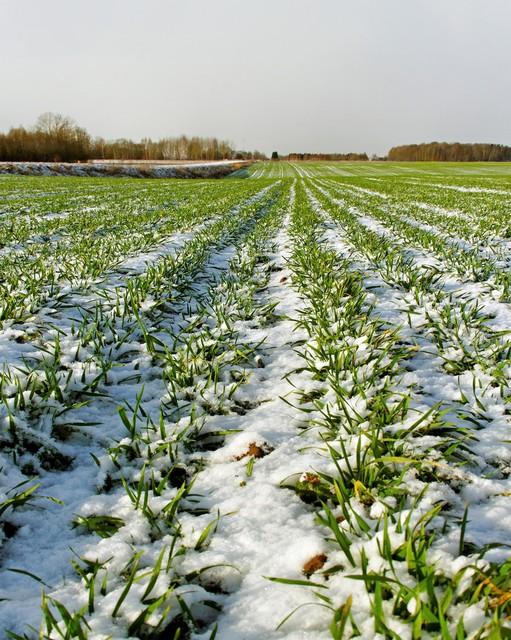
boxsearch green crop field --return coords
[1,164,511,639]
[247,160,511,178]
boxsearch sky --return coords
[1,0,510,156]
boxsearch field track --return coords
[1,162,511,639]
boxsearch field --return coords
[1,162,511,639]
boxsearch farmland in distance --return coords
[1,162,511,638]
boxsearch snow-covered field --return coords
[0,160,250,179]
[1,165,510,638]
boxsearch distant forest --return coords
[388,142,511,162]
[286,152,368,161]
[3,115,510,165]
[0,113,266,162]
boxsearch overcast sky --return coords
[1,0,510,155]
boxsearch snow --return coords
[0,161,251,180]
[1,169,511,638]
[306,179,511,553]
[422,182,511,196]
[183,221,334,639]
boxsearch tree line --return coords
[0,113,266,162]
[285,152,368,161]
[388,142,511,162]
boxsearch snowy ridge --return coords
[0,161,252,180]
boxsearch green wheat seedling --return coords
[266,179,511,638]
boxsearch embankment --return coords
[0,160,252,178]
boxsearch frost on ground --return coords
[0,160,250,179]
[1,165,511,639]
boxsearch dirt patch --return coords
[303,553,327,576]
